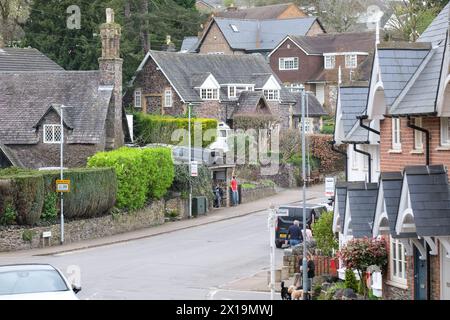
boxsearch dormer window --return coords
[228,85,254,99]
[263,89,280,101]
[230,24,239,32]
[201,88,219,100]
[44,124,62,144]
[324,55,335,69]
[345,54,357,69]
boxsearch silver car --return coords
[0,264,81,300]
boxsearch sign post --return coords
[325,177,336,197]
[190,161,198,177]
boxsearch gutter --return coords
[330,140,348,181]
[353,143,372,183]
[407,116,430,166]
[357,115,380,137]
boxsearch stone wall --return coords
[0,200,165,252]
[240,185,276,204]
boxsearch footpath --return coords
[0,184,326,259]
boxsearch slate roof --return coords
[138,50,294,104]
[215,3,297,20]
[289,32,376,55]
[387,3,449,115]
[234,91,270,115]
[0,47,63,71]
[180,37,199,53]
[292,92,327,117]
[208,17,319,52]
[376,172,415,238]
[335,182,348,232]
[0,71,113,145]
[0,144,24,167]
[347,182,378,238]
[404,165,450,237]
[339,86,369,143]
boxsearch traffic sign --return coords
[56,179,71,193]
[190,161,198,177]
[325,177,335,197]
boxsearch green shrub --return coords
[312,211,338,256]
[134,113,218,148]
[241,183,256,189]
[88,147,174,210]
[170,164,213,206]
[11,174,44,225]
[344,269,359,293]
[41,192,58,222]
[0,203,17,225]
[261,179,275,187]
[22,229,35,242]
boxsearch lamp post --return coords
[188,103,192,219]
[59,105,72,245]
[300,86,308,299]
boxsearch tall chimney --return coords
[99,8,124,150]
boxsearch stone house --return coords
[332,3,450,300]
[194,16,325,55]
[125,50,298,129]
[0,8,129,169]
[269,32,376,113]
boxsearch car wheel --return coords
[275,240,283,249]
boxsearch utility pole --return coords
[188,103,192,219]
[60,106,64,245]
[268,204,276,300]
[300,86,308,299]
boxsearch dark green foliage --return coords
[12,175,45,225]
[0,203,17,225]
[41,192,58,222]
[312,210,338,257]
[344,269,359,293]
[88,147,174,210]
[233,114,277,130]
[22,230,36,242]
[134,113,218,148]
[170,164,213,206]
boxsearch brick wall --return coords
[199,23,237,55]
[307,21,325,36]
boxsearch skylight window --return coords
[230,24,239,32]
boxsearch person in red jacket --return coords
[231,176,239,206]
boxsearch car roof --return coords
[279,204,326,209]
[0,264,57,272]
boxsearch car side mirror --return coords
[72,284,82,294]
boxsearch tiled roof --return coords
[339,86,369,142]
[347,182,378,238]
[0,144,24,167]
[215,3,296,20]
[292,92,327,117]
[234,91,271,115]
[335,182,348,232]
[0,47,63,71]
[0,71,112,145]
[180,37,199,53]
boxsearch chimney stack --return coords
[99,8,124,150]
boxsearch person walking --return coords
[286,220,303,247]
[306,253,315,299]
[230,176,239,206]
[303,224,313,242]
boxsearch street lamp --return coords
[188,103,193,219]
[300,85,308,299]
[59,105,72,245]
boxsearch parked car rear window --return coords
[0,269,69,295]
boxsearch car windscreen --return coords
[0,269,69,295]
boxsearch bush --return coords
[344,269,359,293]
[0,203,17,225]
[312,211,338,256]
[22,229,35,242]
[88,147,174,210]
[233,114,277,130]
[241,183,256,189]
[170,164,213,206]
[41,192,58,222]
[134,113,218,148]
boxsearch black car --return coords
[275,204,327,248]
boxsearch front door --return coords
[414,247,428,300]
[441,244,450,300]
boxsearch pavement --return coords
[0,184,326,259]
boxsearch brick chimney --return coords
[99,8,124,150]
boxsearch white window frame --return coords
[324,55,335,69]
[263,89,280,101]
[230,24,239,32]
[228,86,236,99]
[43,124,62,144]
[134,89,142,108]
[200,88,219,100]
[441,117,450,147]
[414,117,423,150]
[390,238,407,286]
[392,118,402,150]
[164,89,172,108]
[279,57,299,71]
[345,54,357,69]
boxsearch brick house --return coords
[194,16,325,55]
[268,32,376,113]
[124,50,302,129]
[0,8,129,169]
[214,3,308,20]
[333,3,450,300]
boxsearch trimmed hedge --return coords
[0,168,117,225]
[134,113,218,148]
[170,164,214,206]
[88,147,175,210]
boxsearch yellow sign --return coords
[56,179,71,193]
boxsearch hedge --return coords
[88,147,174,210]
[134,113,218,148]
[170,164,214,206]
[0,168,117,225]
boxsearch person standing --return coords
[286,220,303,246]
[303,224,313,242]
[306,253,315,298]
[231,176,239,206]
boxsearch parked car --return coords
[0,264,81,300]
[275,204,327,248]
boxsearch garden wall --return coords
[0,200,165,252]
[240,185,276,204]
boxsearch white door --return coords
[442,244,450,300]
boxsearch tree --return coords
[311,210,338,257]
[313,0,362,32]
[338,238,388,298]
[0,0,30,45]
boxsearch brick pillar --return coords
[99,8,124,150]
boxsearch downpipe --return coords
[330,140,348,181]
[353,144,372,183]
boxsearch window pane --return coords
[54,126,62,142]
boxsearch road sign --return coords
[190,161,198,177]
[325,177,335,197]
[56,179,71,193]
[276,208,289,216]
